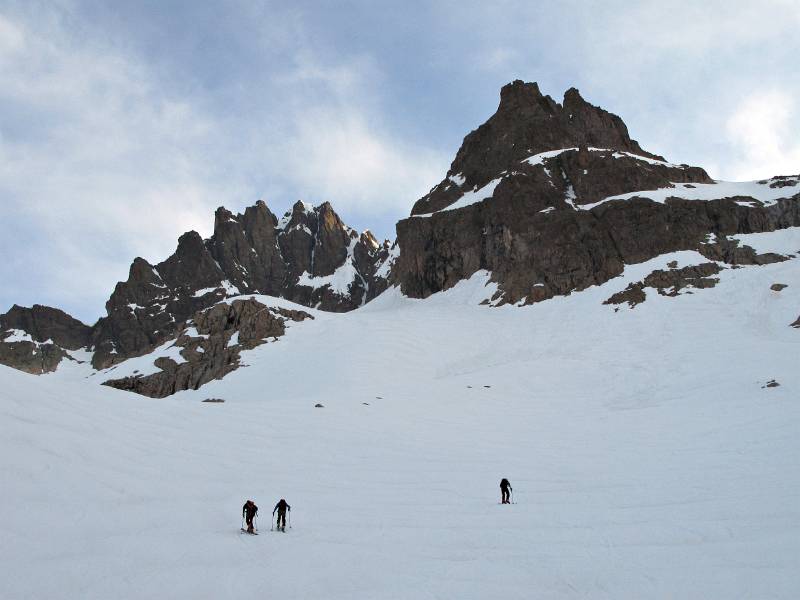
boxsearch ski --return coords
[240,528,259,535]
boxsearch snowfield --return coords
[2,234,800,599]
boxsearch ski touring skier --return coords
[500,478,512,504]
[273,498,291,532]
[242,499,258,534]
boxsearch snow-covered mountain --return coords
[2,228,799,598]
[2,81,799,401]
[1,79,800,598]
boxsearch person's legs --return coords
[246,516,254,532]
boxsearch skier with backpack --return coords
[500,478,512,504]
[273,498,291,532]
[242,499,258,534]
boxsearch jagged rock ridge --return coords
[1,200,391,377]
[89,199,390,369]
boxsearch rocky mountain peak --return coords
[395,80,800,308]
[360,230,380,249]
[411,80,699,216]
[497,80,554,114]
[127,258,160,285]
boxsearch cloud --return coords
[0,8,243,321]
[0,6,445,321]
[281,107,446,215]
[264,51,447,218]
[723,90,800,181]
[475,47,519,73]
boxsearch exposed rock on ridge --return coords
[102,298,313,398]
[0,305,92,374]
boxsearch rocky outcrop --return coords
[277,202,392,311]
[0,340,69,374]
[102,298,312,398]
[1,304,92,349]
[394,81,800,306]
[0,305,92,373]
[605,263,723,308]
[698,235,790,265]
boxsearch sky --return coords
[1,0,798,323]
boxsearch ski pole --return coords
[288,511,292,529]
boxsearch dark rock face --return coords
[276,202,392,311]
[90,200,390,369]
[0,340,69,374]
[396,194,800,306]
[1,304,91,349]
[102,298,312,398]
[394,81,800,305]
[0,305,92,373]
[605,263,723,308]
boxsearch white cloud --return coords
[724,90,800,181]
[0,10,251,319]
[0,7,445,321]
[0,13,23,54]
[475,47,519,73]
[286,109,445,213]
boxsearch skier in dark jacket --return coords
[500,478,512,504]
[273,498,291,531]
[242,499,258,533]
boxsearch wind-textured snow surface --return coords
[2,247,800,599]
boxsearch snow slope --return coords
[583,178,799,210]
[2,236,800,599]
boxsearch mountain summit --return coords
[2,80,799,397]
[394,81,799,305]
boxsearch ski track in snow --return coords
[1,244,800,599]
